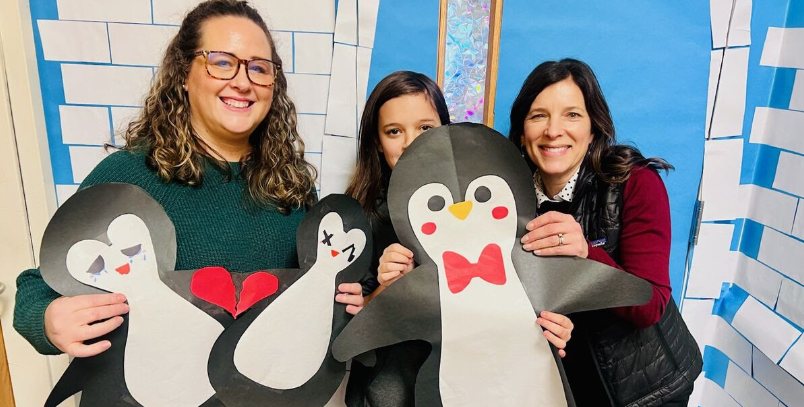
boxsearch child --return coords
[346,71,573,407]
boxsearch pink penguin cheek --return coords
[421,222,437,235]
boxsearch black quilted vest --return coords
[544,164,702,407]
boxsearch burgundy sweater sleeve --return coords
[584,167,672,328]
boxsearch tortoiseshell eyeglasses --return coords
[193,50,281,87]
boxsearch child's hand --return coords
[377,243,414,286]
[537,311,574,358]
[336,283,364,315]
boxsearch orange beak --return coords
[330,250,339,257]
[448,201,473,220]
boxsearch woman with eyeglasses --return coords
[14,0,364,358]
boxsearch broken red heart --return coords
[191,267,279,319]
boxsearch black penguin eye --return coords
[86,255,105,274]
[427,195,446,211]
[474,186,492,203]
[120,244,142,257]
[321,230,334,246]
[342,244,356,262]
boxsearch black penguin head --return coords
[388,123,537,265]
[295,194,372,284]
[40,183,176,297]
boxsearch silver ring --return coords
[558,233,564,246]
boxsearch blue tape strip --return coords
[713,284,750,324]
[738,219,764,260]
[702,346,731,388]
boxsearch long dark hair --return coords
[345,71,450,218]
[123,0,316,213]
[509,58,672,184]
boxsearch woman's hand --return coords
[336,283,365,315]
[521,211,588,258]
[377,243,414,286]
[44,293,130,357]
[537,311,574,358]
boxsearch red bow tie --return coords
[442,244,507,294]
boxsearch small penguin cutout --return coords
[207,194,372,407]
[332,123,653,407]
[40,183,229,407]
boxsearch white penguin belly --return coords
[125,285,223,407]
[438,274,567,407]
[234,265,334,389]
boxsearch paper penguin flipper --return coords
[332,264,440,363]
[45,360,87,407]
[512,251,653,314]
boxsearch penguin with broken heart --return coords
[39,184,369,407]
[332,123,653,407]
[40,183,239,407]
[207,194,372,407]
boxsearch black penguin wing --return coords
[332,263,440,362]
[511,249,652,314]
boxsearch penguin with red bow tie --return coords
[332,123,653,407]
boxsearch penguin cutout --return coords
[207,194,372,407]
[39,183,230,407]
[40,185,372,407]
[332,123,654,407]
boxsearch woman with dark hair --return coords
[345,71,574,406]
[510,58,701,406]
[14,0,364,357]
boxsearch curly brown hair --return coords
[122,0,316,213]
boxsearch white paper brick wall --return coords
[152,0,203,25]
[758,228,804,285]
[55,184,80,207]
[773,151,804,198]
[295,33,334,74]
[57,0,152,23]
[286,73,330,114]
[298,114,326,152]
[737,184,798,233]
[255,0,335,33]
[305,153,322,188]
[271,31,294,72]
[793,200,804,240]
[59,105,111,145]
[776,279,804,329]
[750,107,804,154]
[68,146,111,183]
[109,23,179,66]
[760,27,804,69]
[38,20,110,63]
[62,64,153,106]
[752,348,804,407]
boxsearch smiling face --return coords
[185,16,274,156]
[520,78,593,190]
[378,93,443,169]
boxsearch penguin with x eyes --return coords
[40,184,372,407]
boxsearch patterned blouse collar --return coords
[533,167,581,206]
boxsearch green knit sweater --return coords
[14,150,306,354]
